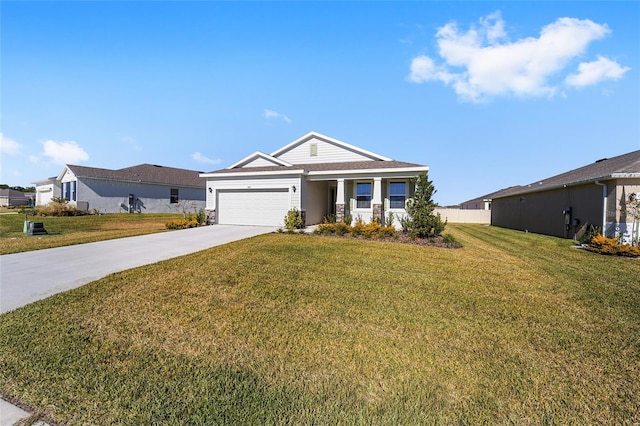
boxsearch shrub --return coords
[165,219,198,230]
[343,213,353,226]
[323,214,336,224]
[36,199,87,217]
[195,209,206,226]
[404,172,447,238]
[283,208,304,231]
[578,224,601,245]
[386,212,395,228]
[442,233,458,244]
[586,234,640,257]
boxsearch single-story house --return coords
[34,164,206,214]
[200,131,429,227]
[490,149,640,240]
[33,177,61,207]
[0,188,35,207]
[459,186,525,210]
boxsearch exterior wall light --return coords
[208,187,213,193]
[292,185,297,192]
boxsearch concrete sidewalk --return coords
[0,225,276,425]
[0,398,49,426]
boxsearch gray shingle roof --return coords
[67,164,205,188]
[205,160,426,174]
[493,150,640,199]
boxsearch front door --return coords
[329,186,336,216]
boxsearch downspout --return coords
[594,179,607,235]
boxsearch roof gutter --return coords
[594,179,607,234]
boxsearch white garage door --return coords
[217,189,290,226]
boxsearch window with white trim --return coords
[356,182,372,208]
[389,181,406,209]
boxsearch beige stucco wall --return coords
[611,179,640,241]
[434,208,491,224]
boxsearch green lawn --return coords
[0,213,182,254]
[1,224,638,424]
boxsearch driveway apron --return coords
[0,225,277,314]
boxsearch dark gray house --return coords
[0,188,34,207]
[490,150,640,240]
[34,164,206,214]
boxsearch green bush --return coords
[442,233,458,244]
[195,209,206,226]
[165,219,199,230]
[283,208,304,231]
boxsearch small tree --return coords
[405,172,447,238]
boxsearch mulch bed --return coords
[304,230,463,249]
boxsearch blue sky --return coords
[1,1,638,206]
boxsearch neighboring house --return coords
[491,150,640,240]
[0,188,34,207]
[34,164,206,214]
[33,177,60,206]
[459,186,525,210]
[200,131,428,227]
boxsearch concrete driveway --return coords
[0,225,277,314]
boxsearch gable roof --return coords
[270,131,392,162]
[63,164,205,188]
[493,150,640,199]
[226,151,293,169]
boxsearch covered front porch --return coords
[302,176,413,226]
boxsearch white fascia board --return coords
[56,165,73,181]
[270,131,393,161]
[306,166,429,180]
[611,173,640,179]
[226,151,293,169]
[201,169,306,179]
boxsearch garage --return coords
[217,188,291,226]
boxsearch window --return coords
[64,182,71,201]
[170,188,179,204]
[389,182,406,209]
[356,182,371,208]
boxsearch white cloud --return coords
[0,133,22,155]
[565,56,631,87]
[264,109,292,123]
[42,140,89,165]
[191,152,222,165]
[408,12,628,102]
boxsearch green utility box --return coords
[24,221,48,236]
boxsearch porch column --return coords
[336,178,346,223]
[372,177,383,223]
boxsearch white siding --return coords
[276,137,374,165]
